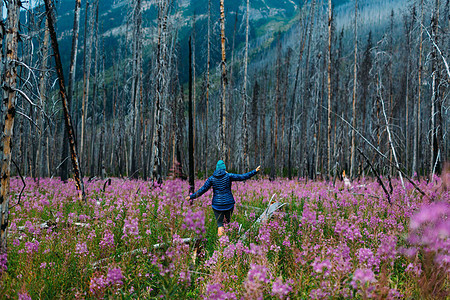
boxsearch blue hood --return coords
[213,169,227,178]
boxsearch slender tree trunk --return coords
[271,36,282,180]
[45,0,85,201]
[430,0,440,178]
[36,19,50,180]
[80,0,97,171]
[219,0,227,160]
[327,0,333,179]
[0,0,20,268]
[100,53,107,179]
[350,0,358,178]
[151,1,168,183]
[192,14,197,175]
[288,0,308,179]
[61,0,81,182]
[130,0,142,178]
[377,72,405,188]
[204,0,211,177]
[413,0,424,177]
[242,0,250,171]
[189,37,195,193]
[90,3,99,176]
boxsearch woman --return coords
[185,160,261,236]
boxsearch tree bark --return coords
[130,0,142,179]
[288,0,308,179]
[0,0,20,266]
[36,19,50,180]
[44,0,86,201]
[219,0,227,160]
[204,0,211,177]
[350,0,358,178]
[430,0,440,179]
[327,0,333,178]
[413,0,424,177]
[80,0,97,171]
[189,37,195,193]
[61,0,81,182]
[242,0,250,171]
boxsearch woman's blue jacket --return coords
[189,169,257,211]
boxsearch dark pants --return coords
[213,207,234,227]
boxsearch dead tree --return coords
[36,19,50,180]
[287,0,308,179]
[0,0,20,267]
[429,0,440,178]
[44,0,86,201]
[150,0,169,183]
[130,0,143,178]
[61,0,81,182]
[219,0,227,160]
[242,0,250,171]
[204,0,211,177]
[189,37,195,193]
[327,0,333,178]
[413,0,424,177]
[80,0,97,170]
[350,0,358,178]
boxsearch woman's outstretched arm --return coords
[186,177,212,201]
[229,165,261,181]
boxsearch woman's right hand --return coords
[256,165,261,172]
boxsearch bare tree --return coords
[350,0,358,178]
[429,0,440,178]
[80,0,98,170]
[327,0,333,178]
[219,0,227,160]
[413,0,424,177]
[36,19,50,180]
[189,37,195,193]
[0,0,20,268]
[61,0,81,182]
[130,0,143,178]
[204,0,211,177]
[242,0,250,171]
[44,0,85,201]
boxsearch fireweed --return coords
[0,176,446,298]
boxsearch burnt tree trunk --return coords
[0,0,20,269]
[61,0,81,182]
[45,0,86,201]
[189,37,195,193]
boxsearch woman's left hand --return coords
[185,196,190,201]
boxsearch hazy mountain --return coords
[44,0,357,81]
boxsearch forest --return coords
[0,0,448,298]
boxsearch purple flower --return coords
[247,264,270,284]
[312,259,332,274]
[351,268,377,289]
[18,292,32,300]
[377,235,397,261]
[99,230,115,249]
[25,241,40,255]
[271,278,293,298]
[357,248,380,271]
[107,268,124,285]
[122,217,140,240]
[0,253,7,273]
[75,242,88,256]
[204,283,236,300]
[183,209,206,236]
[90,274,107,293]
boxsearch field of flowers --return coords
[0,175,448,299]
